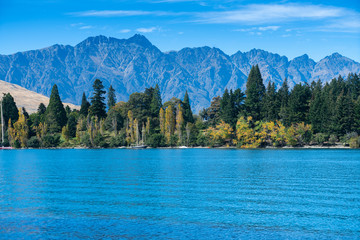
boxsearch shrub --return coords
[27,136,40,148]
[349,137,360,148]
[42,134,60,148]
[80,133,92,147]
[313,133,327,145]
[146,133,166,148]
[93,133,108,148]
[329,134,338,145]
[109,135,126,147]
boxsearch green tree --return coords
[67,112,78,138]
[89,79,107,119]
[220,89,234,125]
[150,84,162,118]
[183,91,194,123]
[287,83,311,124]
[38,103,46,115]
[309,80,329,133]
[263,81,279,122]
[332,91,355,135]
[80,92,90,116]
[2,93,19,126]
[278,78,290,125]
[244,65,265,121]
[45,84,67,133]
[107,85,116,108]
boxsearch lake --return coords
[0,149,359,239]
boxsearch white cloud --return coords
[79,25,93,30]
[119,29,131,33]
[258,26,280,31]
[197,4,346,24]
[136,27,158,33]
[71,10,186,17]
[234,26,279,32]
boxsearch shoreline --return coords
[5,143,353,150]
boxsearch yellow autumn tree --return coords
[258,120,287,147]
[134,118,139,145]
[164,105,175,144]
[62,125,70,142]
[176,104,184,145]
[12,109,29,148]
[205,120,233,147]
[126,110,135,145]
[236,116,256,148]
[159,108,165,135]
[285,122,312,146]
[7,119,16,147]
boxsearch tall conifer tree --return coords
[45,84,67,133]
[107,85,116,108]
[244,65,265,121]
[90,79,107,119]
[183,91,194,123]
[150,84,162,117]
[80,92,90,116]
[1,93,19,126]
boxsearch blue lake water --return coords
[0,149,359,239]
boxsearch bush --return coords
[313,133,327,145]
[109,135,126,147]
[80,133,92,147]
[349,137,360,148]
[93,133,108,148]
[42,134,60,148]
[146,133,166,148]
[329,134,338,145]
[27,136,40,148]
[196,132,208,146]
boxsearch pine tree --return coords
[182,91,194,123]
[263,81,278,122]
[287,83,311,124]
[309,80,329,133]
[67,113,77,138]
[278,78,290,125]
[107,85,116,109]
[89,79,107,119]
[80,92,90,116]
[332,91,355,135]
[45,84,67,133]
[1,93,19,126]
[150,84,162,117]
[244,65,265,121]
[37,103,46,115]
[220,89,234,125]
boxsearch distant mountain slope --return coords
[0,35,359,112]
[0,80,79,113]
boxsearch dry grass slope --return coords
[0,80,79,113]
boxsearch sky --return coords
[0,0,360,62]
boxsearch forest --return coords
[1,65,360,149]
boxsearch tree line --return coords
[1,65,360,148]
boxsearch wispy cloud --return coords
[258,26,280,31]
[70,10,186,17]
[234,25,280,32]
[197,4,345,24]
[79,25,93,30]
[119,29,131,33]
[136,27,159,33]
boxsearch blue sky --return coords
[1,0,359,62]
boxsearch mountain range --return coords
[0,34,359,113]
